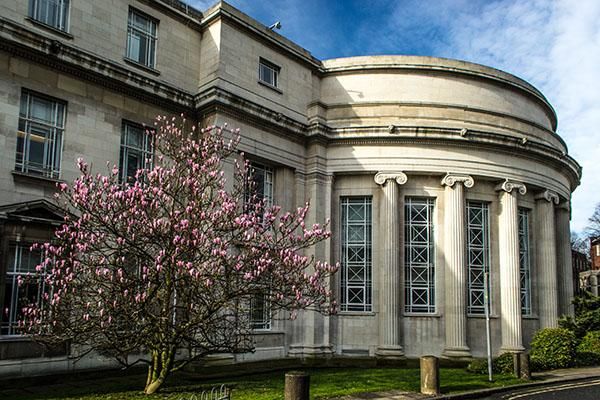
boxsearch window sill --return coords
[403,313,441,318]
[339,311,376,316]
[467,314,500,319]
[251,330,283,335]
[522,314,539,320]
[258,80,283,94]
[25,17,73,39]
[123,58,160,76]
[12,170,64,185]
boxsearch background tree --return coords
[20,116,337,394]
[587,202,600,239]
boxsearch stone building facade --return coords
[0,0,581,376]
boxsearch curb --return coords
[432,373,600,399]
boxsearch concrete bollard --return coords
[285,371,309,400]
[512,352,521,378]
[519,353,531,380]
[420,355,440,395]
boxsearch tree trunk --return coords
[144,349,174,394]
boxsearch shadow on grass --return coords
[3,367,525,400]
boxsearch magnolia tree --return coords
[21,116,337,394]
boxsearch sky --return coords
[191,0,600,232]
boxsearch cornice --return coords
[0,17,194,113]
[195,86,308,144]
[326,126,581,188]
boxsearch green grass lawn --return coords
[5,367,525,400]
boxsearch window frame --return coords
[518,207,532,316]
[244,162,274,330]
[466,201,491,315]
[28,0,70,33]
[339,196,373,313]
[125,8,159,69]
[258,58,280,89]
[15,90,66,180]
[1,242,46,336]
[119,120,154,183]
[404,197,436,314]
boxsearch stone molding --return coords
[441,173,474,188]
[374,172,408,186]
[535,190,560,205]
[495,179,527,195]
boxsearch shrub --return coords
[530,328,576,370]
[559,292,600,339]
[576,330,600,366]
[466,352,516,375]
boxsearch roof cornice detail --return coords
[0,17,195,113]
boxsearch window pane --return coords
[120,122,154,182]
[519,208,532,315]
[126,9,157,68]
[405,198,435,313]
[340,197,372,312]
[467,202,490,314]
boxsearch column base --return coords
[288,344,334,359]
[441,346,472,359]
[375,345,405,359]
[499,345,525,354]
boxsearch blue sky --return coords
[191,0,600,232]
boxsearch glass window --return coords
[518,208,532,316]
[258,58,280,88]
[404,197,436,313]
[16,90,66,179]
[119,121,153,183]
[249,292,271,330]
[245,163,274,329]
[245,163,274,210]
[467,202,491,314]
[340,197,372,312]
[29,0,70,32]
[126,9,158,68]
[1,243,45,335]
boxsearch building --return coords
[0,0,582,376]
[572,249,591,296]
[591,237,600,270]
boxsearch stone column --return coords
[496,179,526,352]
[374,171,407,359]
[535,190,560,328]
[556,201,574,316]
[441,173,474,358]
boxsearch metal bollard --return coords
[512,352,521,378]
[420,355,440,395]
[285,371,309,400]
[520,353,531,380]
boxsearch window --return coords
[404,198,436,313]
[1,243,45,335]
[249,292,271,330]
[16,90,66,179]
[245,163,274,210]
[126,8,158,68]
[596,245,600,257]
[258,58,280,88]
[467,202,491,314]
[518,208,532,316]
[119,121,153,183]
[29,0,70,32]
[340,197,372,312]
[245,163,274,329]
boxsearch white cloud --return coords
[419,0,599,231]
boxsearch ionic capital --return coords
[535,190,560,205]
[495,179,527,195]
[441,173,474,188]
[557,200,571,212]
[374,171,408,186]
